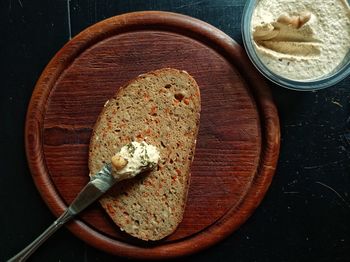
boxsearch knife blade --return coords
[8,163,117,262]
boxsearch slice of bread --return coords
[88,68,201,241]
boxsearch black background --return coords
[1,0,350,261]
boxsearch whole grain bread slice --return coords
[88,68,201,241]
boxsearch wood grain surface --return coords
[25,11,280,259]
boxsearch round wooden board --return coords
[25,11,280,259]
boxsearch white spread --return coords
[91,141,160,191]
[251,0,350,80]
[116,141,160,181]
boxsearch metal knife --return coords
[8,163,116,262]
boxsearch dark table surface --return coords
[1,0,350,261]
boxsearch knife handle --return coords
[7,209,74,262]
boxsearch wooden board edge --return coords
[24,11,280,259]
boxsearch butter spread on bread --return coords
[91,141,160,192]
[113,141,160,181]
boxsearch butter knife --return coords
[8,163,116,262]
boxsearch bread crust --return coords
[89,68,201,241]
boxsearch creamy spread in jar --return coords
[251,0,350,80]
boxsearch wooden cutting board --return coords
[25,11,280,259]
